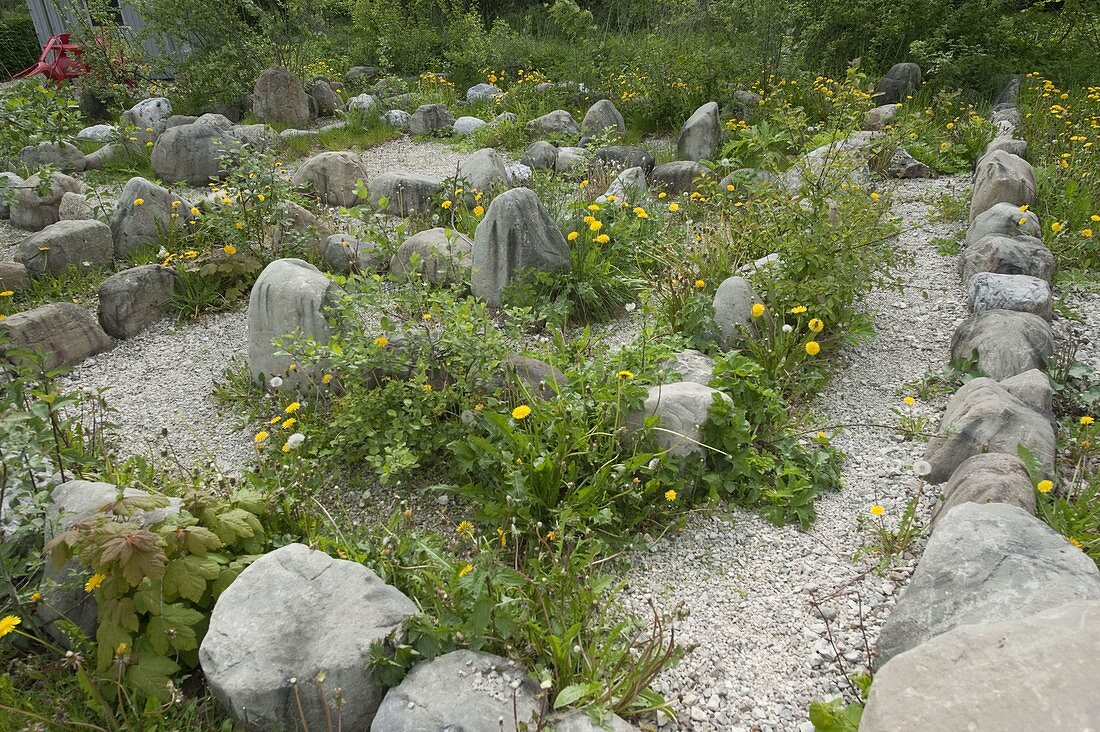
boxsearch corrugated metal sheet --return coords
[23,0,186,62]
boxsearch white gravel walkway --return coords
[622,175,971,731]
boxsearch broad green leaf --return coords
[163,555,220,602]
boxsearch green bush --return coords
[0,9,39,79]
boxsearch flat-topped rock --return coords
[98,265,178,339]
[15,219,113,275]
[876,503,1100,666]
[367,172,443,217]
[950,309,1053,379]
[0,302,113,370]
[967,272,1052,320]
[928,452,1037,528]
[960,234,1055,283]
[291,151,368,208]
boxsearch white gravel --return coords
[59,309,254,473]
[358,137,468,181]
[622,175,972,731]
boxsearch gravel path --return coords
[60,310,253,473]
[622,175,971,731]
[358,137,468,180]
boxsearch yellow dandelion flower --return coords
[441,200,452,210]
[1037,480,1053,493]
[234,221,244,230]
[281,443,291,453]
[269,415,281,424]
[1052,222,1064,233]
[190,207,200,216]
[805,341,821,356]
[374,336,389,347]
[223,245,237,255]
[30,591,41,603]
[790,305,808,314]
[257,194,266,202]
[133,198,145,206]
[1019,204,1030,213]
[1081,415,1094,425]
[422,313,432,321]
[616,370,634,379]
[456,519,474,536]
[751,303,765,318]
[694,279,705,289]
[633,206,649,219]
[587,203,601,212]
[0,615,20,638]
[808,318,824,333]
[0,291,12,297]
[281,417,297,429]
[255,431,269,443]
[423,384,432,392]
[869,504,885,516]
[458,563,473,577]
[595,234,610,244]
[284,402,301,413]
[665,489,677,501]
[589,219,603,232]
[903,396,916,406]
[84,573,106,592]
[322,373,333,384]
[512,404,532,420]
[1084,229,1094,238]
[567,231,579,241]
[726,184,735,192]
[473,205,485,217]
[870,192,880,201]
[668,202,680,212]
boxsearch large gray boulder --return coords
[863,104,900,131]
[457,148,513,196]
[661,349,715,385]
[367,173,443,217]
[967,272,1052,320]
[876,503,1100,666]
[381,109,410,130]
[629,382,732,458]
[391,227,472,285]
[596,166,647,205]
[347,93,378,116]
[151,115,236,186]
[246,259,340,389]
[253,68,311,128]
[966,201,1041,244]
[408,104,455,136]
[18,141,86,172]
[928,452,1036,528]
[0,172,22,219]
[884,148,931,179]
[555,146,590,173]
[0,261,29,291]
[122,97,172,145]
[527,110,580,138]
[453,116,487,136]
[593,146,654,176]
[923,376,1055,484]
[307,79,343,117]
[494,355,566,400]
[872,62,922,105]
[110,177,191,258]
[58,191,91,221]
[98,265,178,339]
[969,150,1036,223]
[676,101,720,162]
[10,172,84,231]
[983,135,1027,159]
[713,276,760,349]
[200,543,416,732]
[0,303,113,370]
[651,161,712,195]
[471,187,571,307]
[38,480,178,642]
[322,234,384,274]
[291,151,368,208]
[466,83,503,102]
[960,234,1055,283]
[519,141,558,171]
[77,123,117,143]
[950,309,1053,380]
[371,650,543,731]
[15,219,113,276]
[579,99,625,146]
[864,601,1100,732]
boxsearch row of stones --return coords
[860,78,1100,730]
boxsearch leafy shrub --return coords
[0,8,39,80]
[0,80,83,167]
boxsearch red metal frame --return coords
[15,33,88,81]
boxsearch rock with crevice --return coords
[863,601,1100,732]
[246,259,341,390]
[471,187,571,307]
[928,453,1037,528]
[201,543,416,732]
[98,265,178,339]
[967,272,1052,320]
[527,109,581,138]
[372,650,543,731]
[950,308,1053,379]
[519,141,558,171]
[923,376,1055,484]
[960,234,1055,283]
[677,102,720,162]
[876,502,1100,666]
[872,62,922,105]
[408,104,455,136]
[0,302,114,370]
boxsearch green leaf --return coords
[182,525,223,556]
[163,555,220,602]
[554,682,598,709]
[125,652,180,701]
